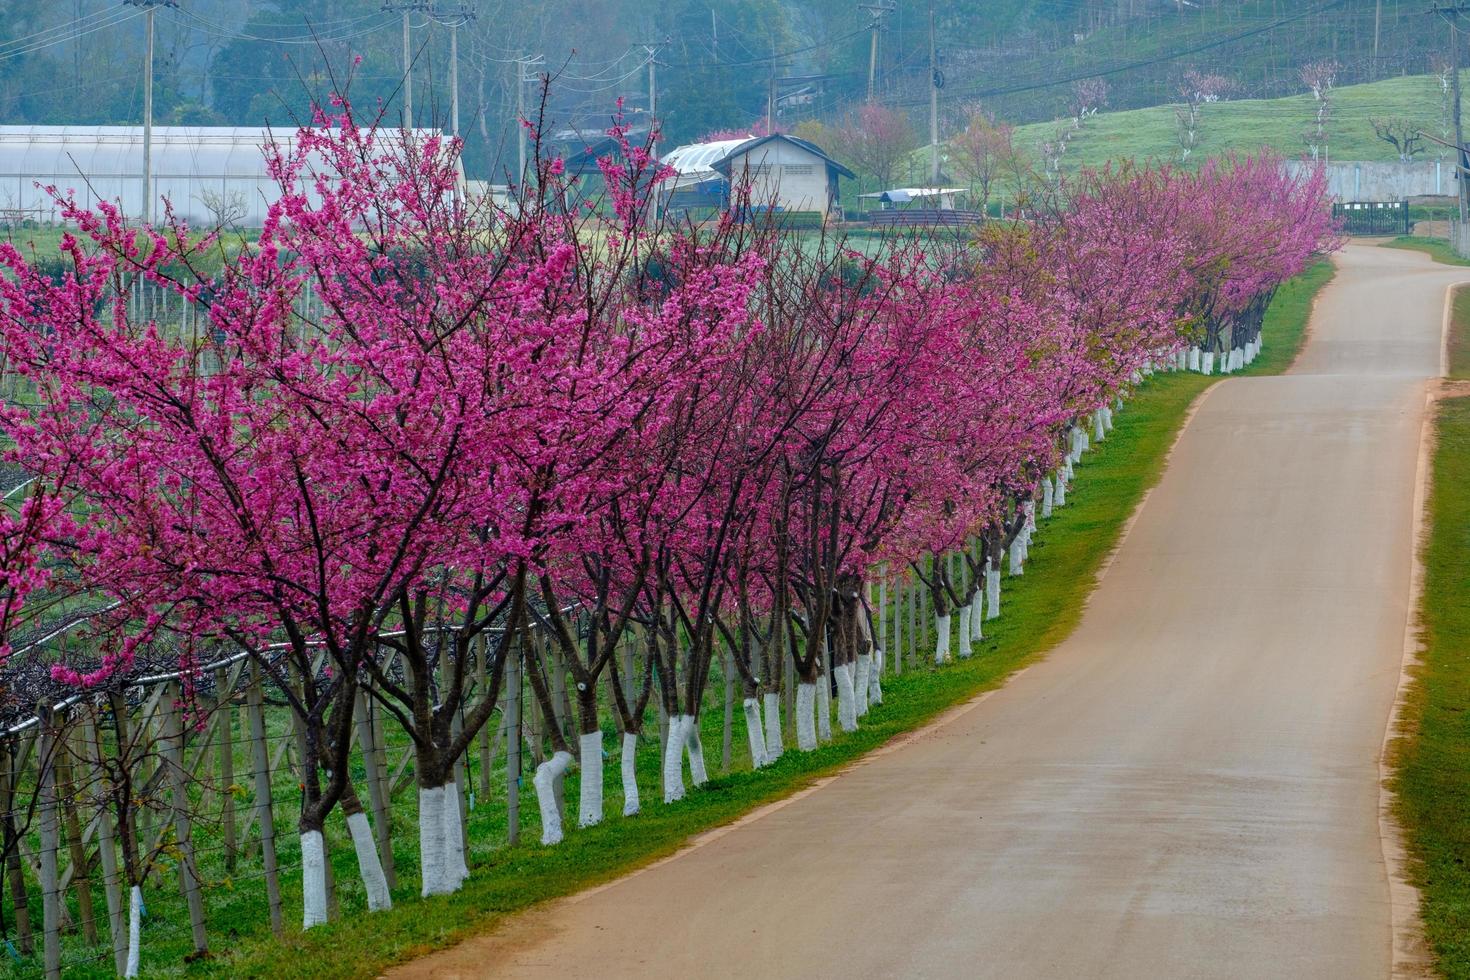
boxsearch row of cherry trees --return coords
[0,98,1334,973]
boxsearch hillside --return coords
[1010,72,1458,172]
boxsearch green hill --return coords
[1011,72,1458,172]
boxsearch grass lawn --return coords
[28,261,1332,979]
[1011,72,1460,173]
[1393,240,1470,979]
[1394,394,1470,980]
[1383,236,1470,270]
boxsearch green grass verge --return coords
[1383,237,1470,269]
[1451,287,1470,381]
[1393,395,1470,980]
[38,259,1332,979]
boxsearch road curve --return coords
[391,242,1463,980]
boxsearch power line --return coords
[883,0,1347,108]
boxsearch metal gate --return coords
[1332,200,1409,236]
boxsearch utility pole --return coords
[860,2,894,101]
[928,0,940,185]
[644,41,663,222]
[515,54,544,184]
[123,0,177,226]
[432,2,475,138]
[1434,3,1470,224]
[767,41,776,135]
[384,2,430,129]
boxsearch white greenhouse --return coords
[0,125,455,228]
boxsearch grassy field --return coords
[1009,72,1458,173]
[1388,240,1470,979]
[18,260,1332,979]
[1395,391,1470,979]
[1384,237,1470,269]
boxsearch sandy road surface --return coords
[389,243,1462,979]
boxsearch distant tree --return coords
[1175,69,1232,163]
[949,105,1018,213]
[1300,59,1340,163]
[1369,117,1427,162]
[830,103,917,191]
[1070,78,1109,130]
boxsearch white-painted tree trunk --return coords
[969,592,984,640]
[578,731,604,828]
[1008,537,1023,576]
[534,751,574,844]
[1042,475,1054,517]
[1188,347,1201,371]
[986,563,1001,620]
[795,683,818,751]
[933,612,951,664]
[301,829,328,929]
[125,885,142,978]
[854,654,871,716]
[1201,351,1214,375]
[346,811,392,912]
[418,785,449,896]
[956,605,974,658]
[1093,411,1105,442]
[685,716,708,787]
[661,717,689,803]
[1055,475,1067,507]
[621,732,641,815]
[742,698,768,768]
[835,662,858,733]
[869,649,884,704]
[816,676,832,743]
[763,692,784,760]
[441,781,468,888]
[1103,406,1114,431]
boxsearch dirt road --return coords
[390,243,1462,979]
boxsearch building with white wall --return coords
[661,134,854,219]
[0,125,453,228]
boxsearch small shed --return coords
[859,187,970,210]
[661,134,853,219]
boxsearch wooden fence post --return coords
[216,667,237,871]
[476,636,491,799]
[85,715,128,976]
[37,705,62,979]
[56,715,98,944]
[246,663,283,935]
[162,682,208,955]
[505,638,521,846]
[353,690,395,889]
[2,737,34,955]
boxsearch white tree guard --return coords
[125,885,143,978]
[933,612,951,664]
[742,698,767,768]
[347,811,392,912]
[301,829,328,929]
[578,731,604,827]
[763,692,784,760]
[621,732,641,816]
[534,751,574,844]
[795,683,817,751]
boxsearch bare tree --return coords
[1300,60,1340,163]
[1070,78,1110,131]
[949,104,1019,213]
[1369,117,1426,162]
[1175,69,1232,163]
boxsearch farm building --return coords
[0,125,455,228]
[660,133,854,220]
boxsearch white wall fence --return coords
[1286,160,1452,201]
